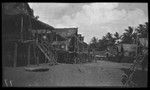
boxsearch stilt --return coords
[20,16,24,42]
[32,43,37,66]
[34,43,39,66]
[44,56,47,63]
[13,42,18,67]
[37,56,39,66]
[74,53,76,64]
[27,44,31,66]
[55,51,57,63]
[32,42,38,65]
[66,52,68,63]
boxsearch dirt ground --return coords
[2,60,147,87]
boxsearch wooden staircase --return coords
[36,40,58,65]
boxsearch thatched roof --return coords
[2,3,54,30]
[53,28,78,38]
[30,17,54,30]
[2,3,33,16]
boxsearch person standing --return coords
[118,44,124,63]
[105,49,109,61]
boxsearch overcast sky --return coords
[29,3,148,43]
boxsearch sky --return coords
[28,3,148,43]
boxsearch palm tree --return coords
[125,26,134,36]
[105,32,115,45]
[114,32,123,44]
[135,22,148,38]
[90,37,98,44]
[105,32,113,40]
[98,36,108,50]
[90,37,98,50]
[114,32,120,40]
[121,26,135,44]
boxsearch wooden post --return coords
[44,56,47,63]
[87,46,89,63]
[66,52,68,63]
[27,44,31,66]
[74,53,76,64]
[56,35,57,42]
[35,49,39,66]
[54,50,56,62]
[13,42,18,67]
[93,50,96,63]
[77,36,79,53]
[37,56,39,66]
[20,16,24,42]
[136,35,138,56]
[34,39,39,66]
[77,37,80,63]
[75,36,77,64]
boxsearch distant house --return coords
[115,38,148,57]
[115,44,137,57]
[51,28,88,63]
[52,28,88,52]
[106,45,118,57]
[52,28,78,52]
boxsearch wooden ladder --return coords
[123,54,145,87]
[36,40,57,65]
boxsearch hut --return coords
[2,3,56,67]
[51,28,77,63]
[51,28,88,63]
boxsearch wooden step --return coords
[36,42,57,65]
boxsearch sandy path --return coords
[3,61,129,87]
